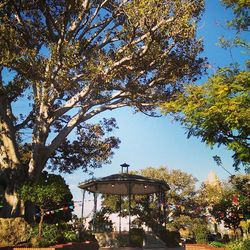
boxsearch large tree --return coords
[0,0,205,218]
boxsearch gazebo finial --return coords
[120,163,130,174]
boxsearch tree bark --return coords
[39,208,45,238]
[0,167,35,223]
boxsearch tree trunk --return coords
[39,208,45,238]
[0,167,35,223]
[1,191,23,218]
[233,227,237,240]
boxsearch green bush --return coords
[63,230,77,242]
[115,229,144,248]
[30,224,63,247]
[116,234,129,247]
[0,218,31,247]
[210,241,226,248]
[158,229,180,247]
[193,224,209,244]
[225,239,250,250]
[129,228,144,247]
[243,240,250,250]
[29,221,84,246]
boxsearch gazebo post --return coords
[119,194,122,234]
[81,189,85,222]
[128,188,131,232]
[93,192,97,232]
[163,192,167,228]
[128,182,131,246]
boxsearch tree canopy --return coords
[162,67,250,170]
[161,1,250,171]
[221,0,250,31]
[0,0,205,217]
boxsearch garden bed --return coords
[0,242,99,250]
[185,244,226,250]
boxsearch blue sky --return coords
[62,1,249,215]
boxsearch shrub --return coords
[63,230,77,242]
[225,239,250,250]
[30,224,63,247]
[158,229,180,247]
[243,240,250,250]
[116,234,129,247]
[210,241,226,248]
[129,228,144,247]
[0,218,31,247]
[193,224,209,244]
[115,229,145,248]
[79,230,97,242]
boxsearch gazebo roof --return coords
[78,172,170,195]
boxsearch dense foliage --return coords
[209,174,250,235]
[162,0,250,171]
[162,67,250,170]
[222,0,250,31]
[0,217,31,247]
[20,172,73,237]
[226,239,250,250]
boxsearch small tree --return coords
[210,196,241,236]
[209,174,250,238]
[20,171,73,238]
[193,224,209,244]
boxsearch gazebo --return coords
[78,163,170,233]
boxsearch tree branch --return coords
[47,99,127,156]
[67,0,90,39]
[38,0,60,40]
[15,111,34,131]
[51,85,92,122]
[81,17,114,51]
[78,0,109,41]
